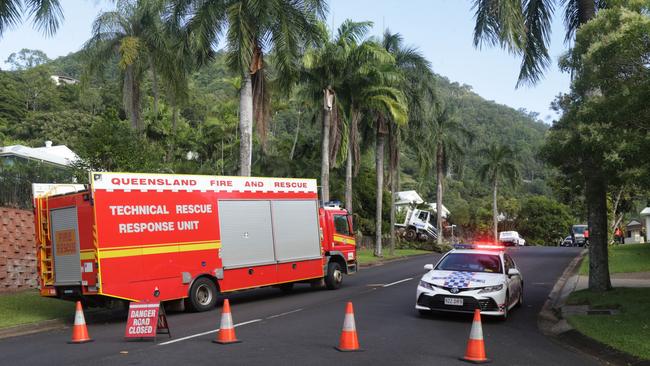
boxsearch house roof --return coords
[627,219,642,228]
[0,143,79,167]
[641,207,650,216]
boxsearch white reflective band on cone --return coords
[469,320,483,340]
[74,310,86,325]
[342,314,356,331]
[220,313,234,329]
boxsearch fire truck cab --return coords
[34,172,357,312]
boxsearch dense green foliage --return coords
[517,195,573,246]
[0,46,559,240]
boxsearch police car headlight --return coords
[478,284,503,294]
[419,280,435,291]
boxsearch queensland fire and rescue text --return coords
[111,204,211,234]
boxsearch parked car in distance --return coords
[560,236,574,247]
[499,231,525,246]
[571,224,589,247]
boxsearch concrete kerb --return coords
[358,251,437,268]
[538,250,650,366]
[538,248,587,336]
[0,319,67,340]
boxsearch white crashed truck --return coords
[395,208,438,241]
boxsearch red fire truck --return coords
[34,172,357,311]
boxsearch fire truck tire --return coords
[186,277,218,312]
[325,262,343,290]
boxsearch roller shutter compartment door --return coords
[218,200,275,268]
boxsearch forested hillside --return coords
[0,48,566,242]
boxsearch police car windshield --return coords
[436,253,502,274]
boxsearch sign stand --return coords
[124,301,171,341]
[156,305,171,339]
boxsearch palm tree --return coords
[336,39,400,220]
[472,0,603,86]
[366,80,408,257]
[0,0,63,38]
[430,102,471,246]
[473,1,613,292]
[477,144,519,242]
[175,0,326,176]
[302,20,372,203]
[381,30,436,255]
[83,0,169,130]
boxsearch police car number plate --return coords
[444,297,463,306]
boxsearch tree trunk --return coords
[345,108,358,215]
[239,73,254,176]
[123,66,137,130]
[436,143,444,246]
[492,178,498,243]
[151,64,158,118]
[375,126,385,257]
[586,178,612,292]
[388,124,399,256]
[345,138,353,215]
[578,0,597,25]
[290,110,301,161]
[321,89,332,203]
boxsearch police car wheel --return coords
[187,277,218,312]
[325,262,343,290]
[501,292,509,320]
[517,286,524,307]
[418,309,432,317]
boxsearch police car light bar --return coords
[453,243,505,250]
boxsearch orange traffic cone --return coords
[460,309,490,363]
[335,302,362,352]
[68,301,93,344]
[213,299,241,344]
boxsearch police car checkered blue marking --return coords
[443,271,474,288]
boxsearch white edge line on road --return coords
[383,278,413,287]
[266,308,303,319]
[158,319,262,346]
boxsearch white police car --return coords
[415,244,523,319]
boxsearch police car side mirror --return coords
[508,268,520,277]
[424,264,434,271]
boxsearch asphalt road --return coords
[0,246,599,366]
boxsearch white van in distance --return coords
[499,231,526,246]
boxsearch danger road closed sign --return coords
[125,302,160,339]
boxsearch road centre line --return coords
[266,308,303,319]
[158,319,262,346]
[382,278,414,287]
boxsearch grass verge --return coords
[0,291,73,328]
[579,243,650,275]
[566,287,650,360]
[356,248,432,266]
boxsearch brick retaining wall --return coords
[0,207,37,292]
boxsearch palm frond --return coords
[25,0,63,36]
[516,0,554,87]
[0,0,22,36]
[337,19,372,45]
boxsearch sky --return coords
[0,0,571,121]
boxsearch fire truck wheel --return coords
[325,262,343,290]
[187,277,218,312]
